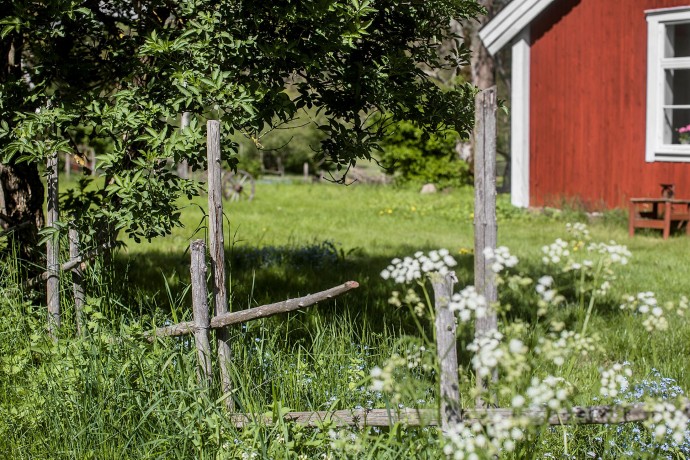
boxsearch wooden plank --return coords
[190,239,213,386]
[207,119,233,408]
[229,401,690,428]
[46,150,60,340]
[146,281,359,340]
[430,272,460,430]
[69,228,85,335]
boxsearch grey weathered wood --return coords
[430,272,460,431]
[46,150,60,339]
[64,152,71,177]
[90,149,96,176]
[229,401,690,428]
[190,239,213,386]
[177,112,191,179]
[26,240,118,287]
[69,228,85,335]
[473,87,499,404]
[146,281,359,340]
[207,119,232,408]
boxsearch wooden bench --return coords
[629,198,690,239]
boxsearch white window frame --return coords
[646,6,690,162]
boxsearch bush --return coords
[380,121,471,189]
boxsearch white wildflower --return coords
[483,246,519,273]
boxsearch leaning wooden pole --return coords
[46,150,60,340]
[69,228,85,335]
[207,120,233,409]
[146,281,360,340]
[190,239,213,386]
[473,87,499,404]
[430,272,460,431]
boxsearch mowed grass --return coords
[111,178,690,390]
[119,179,690,305]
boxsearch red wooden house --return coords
[480,0,690,209]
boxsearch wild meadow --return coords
[2,179,690,459]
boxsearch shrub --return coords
[380,121,471,188]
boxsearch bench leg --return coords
[628,201,635,237]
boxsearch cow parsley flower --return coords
[483,246,519,273]
[448,286,488,322]
[380,249,457,284]
[599,362,632,398]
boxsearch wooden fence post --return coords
[177,112,190,179]
[64,152,71,177]
[90,149,96,176]
[430,272,460,431]
[207,120,233,409]
[473,87,499,405]
[46,150,60,340]
[69,228,84,335]
[190,239,213,386]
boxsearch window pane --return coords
[665,22,690,58]
[664,108,690,144]
[664,68,690,105]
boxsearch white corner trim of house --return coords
[479,0,559,55]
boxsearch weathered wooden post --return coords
[177,112,191,179]
[69,228,85,335]
[190,239,213,386]
[430,272,460,431]
[90,149,96,176]
[64,152,71,177]
[473,86,499,405]
[207,120,233,408]
[46,150,60,339]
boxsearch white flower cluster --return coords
[599,362,632,398]
[565,222,591,240]
[388,288,426,316]
[541,238,570,264]
[380,249,457,284]
[587,241,631,265]
[563,258,593,272]
[449,286,488,322]
[620,292,668,332]
[468,331,504,379]
[535,330,599,367]
[443,415,527,459]
[646,401,690,444]
[535,275,562,305]
[370,363,395,393]
[524,375,573,411]
[483,246,518,273]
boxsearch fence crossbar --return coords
[228,401,690,428]
[146,281,359,340]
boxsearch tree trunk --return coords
[470,0,496,91]
[0,163,45,266]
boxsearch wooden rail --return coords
[229,401,690,428]
[146,281,360,340]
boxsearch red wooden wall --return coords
[529,0,690,209]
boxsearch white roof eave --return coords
[479,0,559,55]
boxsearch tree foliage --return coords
[0,0,482,245]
